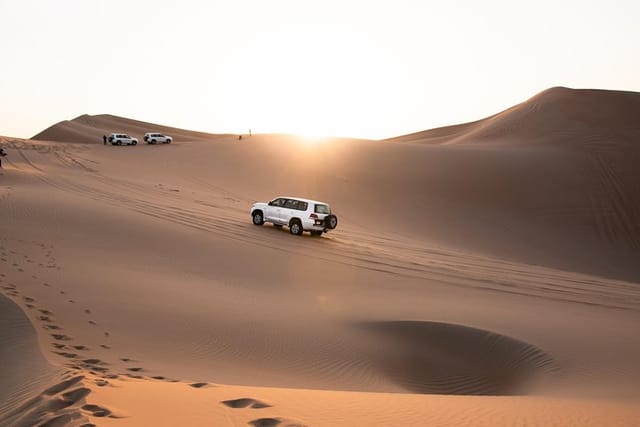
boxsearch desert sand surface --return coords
[1,87,640,426]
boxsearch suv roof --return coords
[275,196,328,206]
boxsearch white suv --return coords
[144,133,173,144]
[251,197,338,236]
[108,133,138,146]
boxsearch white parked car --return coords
[144,133,172,144]
[251,197,338,236]
[108,133,138,146]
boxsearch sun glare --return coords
[219,24,390,140]
[296,135,330,146]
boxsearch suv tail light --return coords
[310,213,318,219]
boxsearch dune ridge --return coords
[31,114,232,144]
[0,294,92,426]
[386,86,640,145]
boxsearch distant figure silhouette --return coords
[0,147,6,168]
[238,135,243,140]
[103,135,107,145]
[249,129,252,137]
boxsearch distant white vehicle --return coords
[108,133,138,146]
[144,133,172,144]
[250,196,338,236]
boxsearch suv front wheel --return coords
[252,210,264,225]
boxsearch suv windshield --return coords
[314,204,330,214]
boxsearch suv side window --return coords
[284,199,298,210]
[270,198,285,207]
[297,201,308,211]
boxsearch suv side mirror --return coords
[268,201,275,206]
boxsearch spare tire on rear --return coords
[325,214,338,230]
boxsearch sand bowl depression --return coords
[357,320,558,395]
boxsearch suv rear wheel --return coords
[325,215,338,230]
[289,219,303,236]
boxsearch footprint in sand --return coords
[43,324,62,330]
[39,309,53,315]
[23,296,35,303]
[84,309,91,314]
[222,398,271,409]
[82,362,110,374]
[82,404,115,418]
[248,418,299,427]
[126,373,144,379]
[51,334,72,341]
[72,345,89,351]
[126,367,143,372]
[43,375,84,395]
[88,320,97,325]
[54,352,78,359]
[249,419,280,427]
[189,382,209,388]
[99,344,111,349]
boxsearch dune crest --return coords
[387,87,640,145]
[30,114,230,144]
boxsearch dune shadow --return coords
[358,320,558,395]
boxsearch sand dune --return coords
[386,87,640,145]
[2,87,640,425]
[31,114,232,144]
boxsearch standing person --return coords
[103,135,107,145]
[0,147,6,168]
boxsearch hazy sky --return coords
[1,0,638,139]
